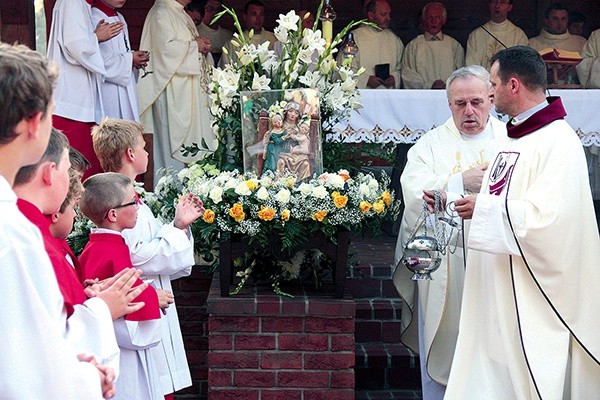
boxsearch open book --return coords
[539,48,582,63]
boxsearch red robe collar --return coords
[89,0,118,17]
[506,97,567,139]
[17,199,87,316]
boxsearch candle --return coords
[323,20,333,48]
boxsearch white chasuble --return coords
[137,0,216,173]
[445,115,600,399]
[401,34,465,89]
[577,29,600,88]
[466,20,528,70]
[393,116,507,387]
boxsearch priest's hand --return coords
[454,195,477,219]
[90,268,149,320]
[367,75,384,88]
[94,19,124,43]
[462,164,488,194]
[157,289,175,315]
[132,50,150,69]
[196,36,212,54]
[174,193,205,233]
[77,353,116,399]
[423,189,446,213]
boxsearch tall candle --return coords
[323,20,333,48]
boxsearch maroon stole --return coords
[506,97,567,138]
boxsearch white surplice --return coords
[122,202,194,394]
[91,8,140,121]
[0,177,103,399]
[445,117,600,399]
[528,29,587,53]
[338,25,404,89]
[401,33,465,89]
[47,0,105,123]
[576,29,600,88]
[137,0,216,175]
[465,20,528,70]
[393,117,506,398]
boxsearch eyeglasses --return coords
[104,198,139,219]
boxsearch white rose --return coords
[359,183,370,196]
[298,182,314,196]
[276,188,291,203]
[326,174,345,189]
[256,186,269,201]
[235,182,251,196]
[209,186,223,204]
[312,185,328,199]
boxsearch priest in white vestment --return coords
[445,45,600,400]
[196,0,233,66]
[218,0,276,68]
[394,65,506,400]
[465,0,528,70]
[137,0,216,178]
[401,2,464,89]
[528,4,586,53]
[338,0,403,89]
[576,28,600,88]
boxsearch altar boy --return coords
[79,172,164,400]
[92,118,204,398]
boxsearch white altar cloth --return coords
[331,89,600,198]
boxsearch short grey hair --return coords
[422,2,447,20]
[446,65,491,99]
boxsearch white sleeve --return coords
[113,318,162,351]
[122,206,195,277]
[467,193,520,255]
[66,297,120,375]
[0,237,103,399]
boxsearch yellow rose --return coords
[229,203,246,222]
[284,176,296,188]
[381,191,392,206]
[257,206,275,221]
[373,200,385,214]
[333,195,348,208]
[203,209,215,223]
[359,201,372,213]
[331,191,341,199]
[245,180,258,191]
[281,209,291,221]
[312,210,327,222]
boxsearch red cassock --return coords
[79,232,160,321]
[17,199,86,317]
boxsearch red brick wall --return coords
[205,275,356,400]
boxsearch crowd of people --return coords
[0,0,599,399]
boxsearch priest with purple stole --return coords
[442,45,600,399]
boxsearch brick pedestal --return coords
[206,273,356,400]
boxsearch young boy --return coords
[14,128,150,374]
[91,0,150,120]
[0,42,112,399]
[79,172,164,400]
[92,118,204,398]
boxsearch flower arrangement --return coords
[151,163,399,295]
[188,4,369,172]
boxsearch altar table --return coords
[331,89,600,199]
